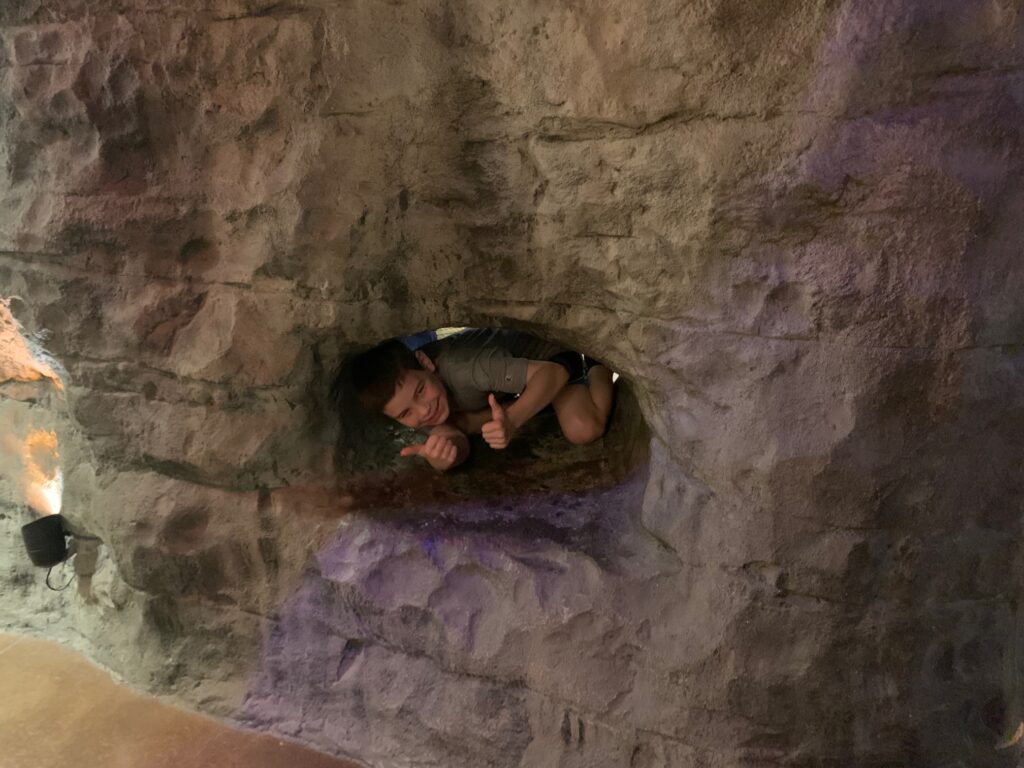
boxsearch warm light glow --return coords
[0,299,66,516]
[22,429,62,516]
[0,299,63,391]
[434,327,468,339]
[997,721,1024,750]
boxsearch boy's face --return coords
[382,350,450,429]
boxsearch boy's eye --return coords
[416,383,424,395]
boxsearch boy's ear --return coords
[414,349,436,372]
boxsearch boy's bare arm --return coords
[505,360,569,431]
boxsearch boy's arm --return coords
[400,422,470,471]
[505,360,569,431]
[482,360,569,449]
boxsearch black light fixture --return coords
[21,513,70,567]
[21,512,103,591]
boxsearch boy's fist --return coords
[482,394,514,450]
[400,433,459,470]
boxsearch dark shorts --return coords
[548,350,586,385]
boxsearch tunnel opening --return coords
[327,324,652,554]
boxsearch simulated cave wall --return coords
[2,1,1024,766]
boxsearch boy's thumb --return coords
[488,393,504,419]
[400,445,424,457]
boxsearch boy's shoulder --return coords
[432,329,558,362]
[430,329,543,412]
[431,334,494,395]
[427,329,501,375]
[429,328,498,354]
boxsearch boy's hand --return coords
[400,433,459,471]
[482,394,515,450]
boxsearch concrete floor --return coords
[0,632,360,768]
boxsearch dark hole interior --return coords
[331,327,651,545]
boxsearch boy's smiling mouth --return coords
[428,396,448,426]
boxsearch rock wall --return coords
[2,1,1024,766]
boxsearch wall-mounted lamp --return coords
[21,513,70,567]
[21,513,102,592]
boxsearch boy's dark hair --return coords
[349,339,422,413]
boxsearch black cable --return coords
[45,559,76,591]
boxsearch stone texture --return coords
[1,1,1024,767]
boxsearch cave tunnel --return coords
[331,325,650,541]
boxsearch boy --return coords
[348,329,614,471]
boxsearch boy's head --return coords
[350,339,450,429]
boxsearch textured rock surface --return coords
[2,1,1024,766]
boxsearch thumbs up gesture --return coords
[481,393,514,450]
[400,433,459,470]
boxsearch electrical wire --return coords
[45,558,76,591]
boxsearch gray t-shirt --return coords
[423,329,565,412]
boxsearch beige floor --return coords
[0,633,360,768]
